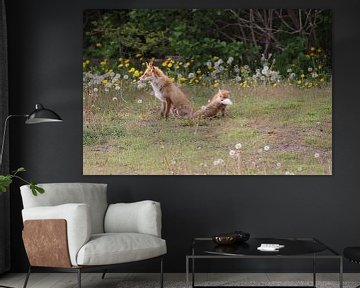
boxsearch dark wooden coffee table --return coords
[186,237,343,288]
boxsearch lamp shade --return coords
[25,104,63,124]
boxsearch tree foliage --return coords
[83,9,331,71]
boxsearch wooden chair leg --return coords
[22,266,31,288]
[77,268,81,288]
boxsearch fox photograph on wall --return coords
[83,9,332,175]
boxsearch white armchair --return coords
[20,183,166,288]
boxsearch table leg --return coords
[186,257,189,288]
[339,257,343,288]
[313,254,316,287]
[192,257,195,288]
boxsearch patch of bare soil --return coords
[248,122,332,154]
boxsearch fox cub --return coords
[140,62,193,118]
[193,89,233,118]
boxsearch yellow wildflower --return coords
[136,53,142,58]
[95,43,102,48]
[167,63,173,68]
[162,62,167,67]
[134,70,140,77]
[129,67,135,73]
[297,80,302,84]
[301,74,305,78]
[102,79,108,84]
[310,47,315,51]
[118,63,124,68]
[213,82,219,88]
[196,70,201,74]
[125,63,129,68]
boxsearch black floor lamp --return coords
[0,103,62,288]
[0,103,63,167]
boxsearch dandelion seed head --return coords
[235,143,242,150]
[213,158,224,166]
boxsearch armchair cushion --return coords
[104,200,162,237]
[20,183,108,234]
[22,203,91,266]
[76,233,166,266]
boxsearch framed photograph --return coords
[83,9,332,175]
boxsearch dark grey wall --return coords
[5,0,360,273]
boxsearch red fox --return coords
[139,62,193,119]
[193,89,232,118]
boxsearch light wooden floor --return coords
[0,273,359,288]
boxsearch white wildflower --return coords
[235,76,242,82]
[314,152,320,158]
[188,73,195,79]
[123,74,129,80]
[104,88,109,92]
[235,143,242,150]
[264,145,270,151]
[229,150,236,157]
[137,99,143,104]
[227,57,234,65]
[112,97,118,101]
[311,72,318,78]
[115,85,121,91]
[93,87,98,92]
[308,67,313,72]
[213,158,225,166]
[262,66,269,75]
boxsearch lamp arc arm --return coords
[0,114,28,169]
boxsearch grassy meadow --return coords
[83,83,332,175]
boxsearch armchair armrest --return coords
[104,200,162,237]
[22,203,91,266]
